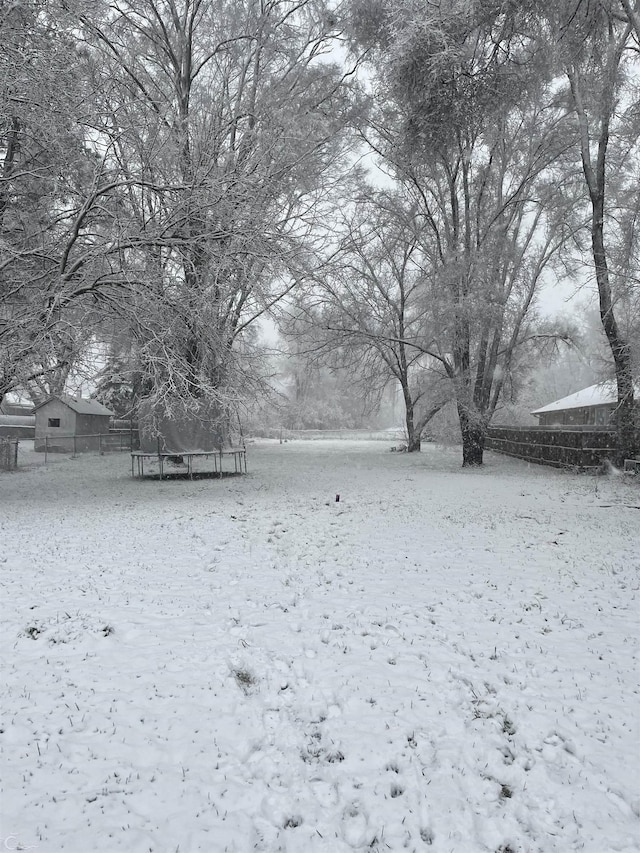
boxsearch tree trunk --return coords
[568,42,637,467]
[405,409,421,452]
[458,404,485,466]
[591,197,637,465]
[401,380,421,451]
[407,433,421,452]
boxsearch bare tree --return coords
[1,1,95,403]
[0,0,160,405]
[305,191,448,450]
[2,0,359,421]
[613,0,639,43]
[348,1,572,464]
[73,0,357,419]
[556,1,639,462]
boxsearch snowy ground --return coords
[1,440,639,853]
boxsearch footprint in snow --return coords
[341,804,370,847]
[310,778,339,808]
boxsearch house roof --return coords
[531,381,637,416]
[33,395,114,417]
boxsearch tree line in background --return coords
[1,0,638,464]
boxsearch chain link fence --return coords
[35,431,139,459]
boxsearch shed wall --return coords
[35,400,76,450]
[76,414,112,435]
[538,404,615,427]
[34,403,112,452]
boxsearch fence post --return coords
[579,430,585,468]
[99,433,103,455]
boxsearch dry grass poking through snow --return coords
[1,440,639,852]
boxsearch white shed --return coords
[33,395,114,452]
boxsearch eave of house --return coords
[32,395,114,417]
[531,381,639,417]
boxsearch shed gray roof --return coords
[33,395,114,417]
[531,381,639,416]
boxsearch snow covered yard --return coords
[1,440,638,853]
